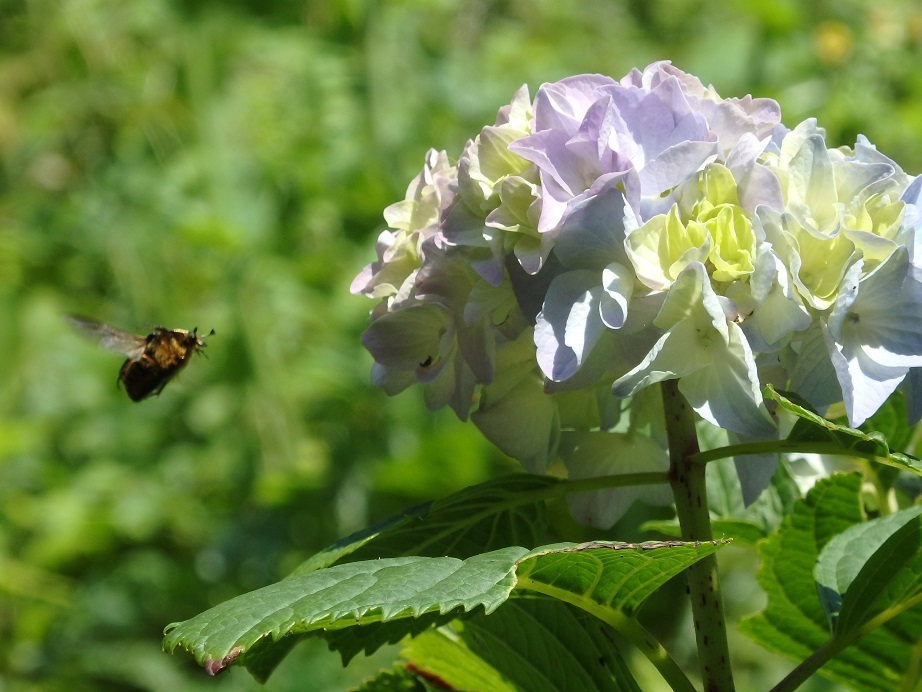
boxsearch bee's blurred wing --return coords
[67,315,147,360]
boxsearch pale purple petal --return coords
[531,74,618,134]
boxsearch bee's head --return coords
[191,327,216,354]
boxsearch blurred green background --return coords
[2,0,920,689]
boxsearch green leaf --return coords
[517,540,727,692]
[353,666,426,692]
[401,626,517,692]
[232,474,557,679]
[164,540,725,687]
[164,548,529,676]
[740,473,922,691]
[816,505,922,635]
[404,600,641,692]
[765,387,922,476]
[449,600,640,692]
[517,540,726,616]
[290,474,556,575]
[324,611,464,669]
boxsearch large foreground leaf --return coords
[740,473,922,691]
[164,540,726,685]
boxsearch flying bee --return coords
[68,316,214,401]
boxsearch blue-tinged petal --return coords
[732,449,779,507]
[512,235,543,275]
[832,159,894,204]
[455,312,495,385]
[370,361,415,396]
[463,272,520,327]
[900,181,922,266]
[623,63,781,154]
[440,193,490,249]
[509,129,583,205]
[605,76,711,162]
[749,285,809,349]
[901,175,922,207]
[638,139,719,199]
[741,245,811,349]
[534,270,606,382]
[727,134,785,213]
[824,320,907,427]
[613,263,770,435]
[828,249,922,368]
[543,296,665,394]
[566,94,620,174]
[542,329,619,392]
[694,95,782,158]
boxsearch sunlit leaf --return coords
[164,548,529,676]
[164,540,725,683]
[740,473,922,690]
[766,387,922,476]
[816,505,922,635]
[401,626,517,692]
[516,540,726,615]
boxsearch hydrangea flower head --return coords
[354,62,922,525]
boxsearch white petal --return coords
[679,323,775,436]
[600,262,634,328]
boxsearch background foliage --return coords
[2,0,921,689]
